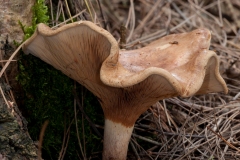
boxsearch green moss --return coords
[17,54,73,156]
[19,0,49,40]
[17,0,103,159]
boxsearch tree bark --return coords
[0,0,34,43]
[0,84,38,160]
[0,0,38,159]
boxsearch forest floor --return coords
[1,0,240,159]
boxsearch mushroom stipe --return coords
[22,21,227,160]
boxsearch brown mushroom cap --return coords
[101,28,228,96]
[22,21,227,126]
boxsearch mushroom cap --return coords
[22,21,227,98]
[101,28,228,96]
[22,21,227,125]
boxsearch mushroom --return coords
[22,21,228,160]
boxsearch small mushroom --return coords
[22,21,227,160]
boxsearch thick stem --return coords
[103,119,134,160]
